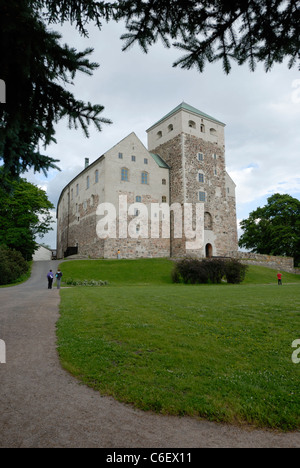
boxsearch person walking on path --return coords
[56,269,63,289]
[277,271,283,285]
[47,270,54,289]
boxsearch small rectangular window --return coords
[144,158,148,165]
[136,196,142,203]
[95,170,99,183]
[76,184,79,196]
[121,168,129,181]
[162,178,166,185]
[118,152,123,159]
[198,173,204,183]
[141,172,148,184]
[131,155,136,162]
[162,196,167,203]
[199,191,206,202]
[86,176,90,189]
[197,153,204,161]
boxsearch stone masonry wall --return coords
[227,251,298,274]
[152,132,238,258]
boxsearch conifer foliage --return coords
[0,0,112,177]
[0,1,298,177]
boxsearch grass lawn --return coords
[57,259,300,430]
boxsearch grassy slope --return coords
[59,258,300,286]
[57,259,300,430]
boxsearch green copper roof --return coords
[147,102,225,130]
[150,152,170,169]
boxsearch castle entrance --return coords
[205,243,213,258]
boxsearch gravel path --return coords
[0,261,298,448]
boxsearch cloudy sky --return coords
[26,20,300,249]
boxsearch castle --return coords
[56,102,238,259]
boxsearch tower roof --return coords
[147,102,225,131]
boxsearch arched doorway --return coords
[205,243,213,258]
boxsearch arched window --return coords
[210,128,217,136]
[121,167,129,181]
[157,131,162,139]
[204,212,213,230]
[200,124,205,133]
[189,120,196,129]
[168,124,173,132]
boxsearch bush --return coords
[0,245,29,285]
[224,259,248,284]
[173,258,209,284]
[172,258,247,285]
[203,258,226,283]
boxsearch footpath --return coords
[0,261,298,448]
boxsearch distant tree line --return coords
[239,194,300,266]
[0,169,54,282]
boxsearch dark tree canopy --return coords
[239,193,300,266]
[0,0,299,177]
[0,0,112,178]
[42,0,300,73]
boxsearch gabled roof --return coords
[147,102,225,131]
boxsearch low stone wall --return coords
[227,251,298,274]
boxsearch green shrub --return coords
[172,258,247,285]
[0,244,29,285]
[224,259,248,284]
[173,258,209,284]
[203,258,226,283]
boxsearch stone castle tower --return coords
[56,102,238,259]
[147,102,238,258]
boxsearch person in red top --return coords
[277,272,282,285]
